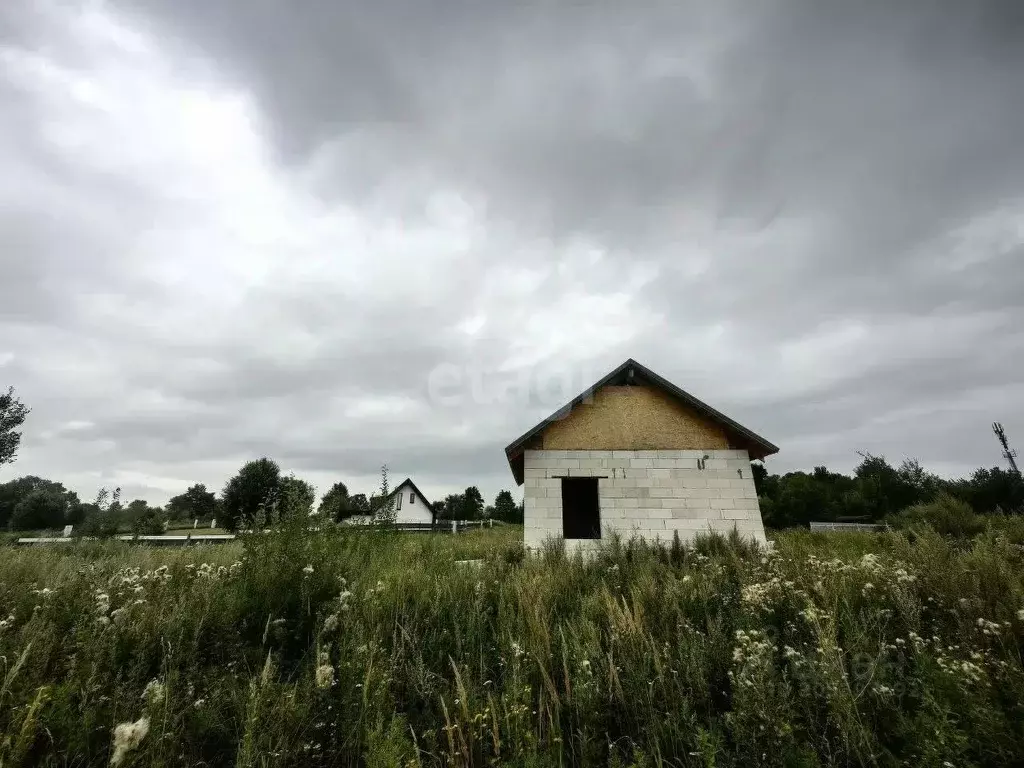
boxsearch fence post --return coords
[452,520,457,534]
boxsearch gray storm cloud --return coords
[1,0,1022,504]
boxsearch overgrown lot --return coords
[1,522,1023,767]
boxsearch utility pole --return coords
[993,422,1021,476]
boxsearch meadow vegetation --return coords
[1,518,1024,767]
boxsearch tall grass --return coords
[0,521,1022,766]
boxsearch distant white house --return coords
[385,478,435,525]
[338,478,436,527]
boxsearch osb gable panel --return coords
[541,385,731,451]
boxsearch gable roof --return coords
[504,358,779,484]
[389,478,435,515]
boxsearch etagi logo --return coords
[426,362,605,416]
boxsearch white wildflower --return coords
[315,663,334,689]
[322,613,339,634]
[142,679,165,707]
[110,716,150,766]
[314,650,334,689]
[799,605,819,623]
[1017,609,1024,622]
[859,553,882,571]
[303,565,315,577]
[194,698,206,709]
[976,618,1002,636]
[893,568,917,585]
[732,628,775,670]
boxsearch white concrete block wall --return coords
[522,449,767,550]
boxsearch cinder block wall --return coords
[522,449,767,550]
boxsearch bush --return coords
[891,493,986,538]
[130,508,165,535]
[77,508,124,538]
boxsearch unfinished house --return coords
[505,359,778,550]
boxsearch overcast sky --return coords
[1,0,1022,507]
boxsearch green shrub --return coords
[891,493,986,538]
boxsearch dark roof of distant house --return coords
[504,358,779,484]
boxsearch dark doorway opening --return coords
[561,478,601,539]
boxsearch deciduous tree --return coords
[0,387,30,467]
[11,488,69,530]
[279,474,316,518]
[167,484,217,522]
[460,486,484,520]
[222,458,281,531]
[319,481,353,521]
[493,490,519,522]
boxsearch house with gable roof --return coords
[504,359,778,550]
[383,477,436,525]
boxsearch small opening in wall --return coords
[561,477,600,539]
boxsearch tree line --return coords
[0,389,524,533]
[2,384,1020,533]
[753,453,1024,528]
[0,458,525,534]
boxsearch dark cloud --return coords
[1,0,1022,507]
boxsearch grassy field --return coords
[1,523,1023,767]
